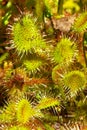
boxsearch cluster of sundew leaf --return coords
[72,12,87,33]
[0,96,60,129]
[8,13,46,56]
[16,97,60,123]
[52,38,77,64]
[0,98,42,125]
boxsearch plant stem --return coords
[57,0,64,14]
[79,0,83,12]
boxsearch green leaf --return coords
[0,53,9,65]
[36,97,60,110]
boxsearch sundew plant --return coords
[0,0,87,130]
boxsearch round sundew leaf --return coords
[72,12,87,33]
[11,14,46,56]
[53,38,77,64]
[23,58,43,73]
[17,99,34,123]
[63,70,86,95]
